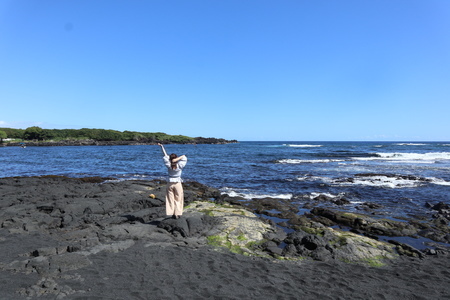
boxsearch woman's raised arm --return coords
[158,143,168,156]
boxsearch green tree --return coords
[0,130,6,143]
[123,131,144,141]
[23,126,44,141]
[42,129,56,140]
[0,128,24,139]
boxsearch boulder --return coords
[182,201,275,256]
[283,227,397,265]
[310,208,418,237]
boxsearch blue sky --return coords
[1,0,449,141]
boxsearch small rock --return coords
[425,248,437,255]
[431,202,450,211]
[265,241,283,256]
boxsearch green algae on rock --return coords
[186,201,274,256]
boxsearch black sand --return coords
[0,177,449,299]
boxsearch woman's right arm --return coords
[172,155,187,169]
[171,155,186,163]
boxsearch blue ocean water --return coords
[1,141,450,219]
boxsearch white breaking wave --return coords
[277,159,344,164]
[284,144,323,148]
[329,175,450,188]
[296,173,450,188]
[395,143,427,146]
[308,192,344,199]
[296,175,327,182]
[353,176,419,188]
[331,176,422,188]
[104,174,151,183]
[354,152,450,162]
[429,177,450,186]
[220,187,292,200]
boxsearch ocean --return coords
[1,141,450,220]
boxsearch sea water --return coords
[1,141,449,219]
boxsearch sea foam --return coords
[354,152,450,162]
[328,175,450,189]
[277,159,343,164]
[220,187,292,200]
[284,144,323,148]
[429,177,450,186]
[308,192,345,199]
[331,176,422,188]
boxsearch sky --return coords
[1,0,449,141]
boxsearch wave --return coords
[395,143,427,146]
[284,144,323,148]
[429,177,450,186]
[294,173,450,188]
[308,192,346,199]
[103,174,154,183]
[220,187,292,200]
[333,175,422,188]
[354,152,450,162]
[277,159,344,164]
[327,174,450,189]
[296,175,327,181]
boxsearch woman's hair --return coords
[169,153,178,170]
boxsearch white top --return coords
[163,155,187,182]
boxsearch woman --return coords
[158,143,188,219]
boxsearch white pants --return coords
[166,182,184,216]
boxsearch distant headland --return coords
[0,127,237,146]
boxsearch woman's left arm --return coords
[158,143,168,157]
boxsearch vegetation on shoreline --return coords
[0,127,236,145]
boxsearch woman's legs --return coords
[166,182,184,217]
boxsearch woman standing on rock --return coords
[158,143,187,219]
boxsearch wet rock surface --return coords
[217,187,449,262]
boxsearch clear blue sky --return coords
[1,0,449,141]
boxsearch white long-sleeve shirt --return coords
[163,155,187,182]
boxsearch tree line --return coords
[0,127,196,144]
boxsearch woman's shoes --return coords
[172,215,181,219]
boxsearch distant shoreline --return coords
[0,127,238,146]
[3,138,238,147]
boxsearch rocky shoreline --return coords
[0,176,449,299]
[3,137,238,147]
